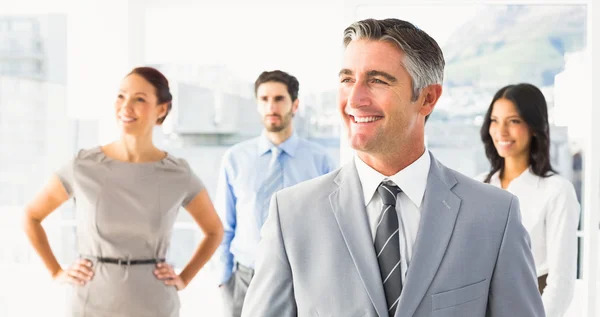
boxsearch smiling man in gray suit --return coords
[241,18,545,317]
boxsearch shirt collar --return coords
[489,167,541,189]
[354,148,431,208]
[257,131,299,157]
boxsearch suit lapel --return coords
[395,154,462,317]
[329,159,388,317]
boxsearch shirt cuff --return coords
[217,261,234,286]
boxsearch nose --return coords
[265,99,278,114]
[347,81,370,109]
[121,97,134,111]
[494,121,510,138]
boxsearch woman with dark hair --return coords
[22,67,224,317]
[478,83,579,317]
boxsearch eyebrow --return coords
[366,70,397,83]
[119,90,148,97]
[259,95,285,99]
[490,115,522,119]
[338,69,397,83]
[338,69,353,77]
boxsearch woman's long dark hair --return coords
[480,83,556,183]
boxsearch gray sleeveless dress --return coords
[55,147,204,317]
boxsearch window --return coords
[0,14,72,316]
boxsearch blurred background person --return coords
[22,67,223,317]
[214,70,336,317]
[479,83,580,317]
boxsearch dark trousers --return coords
[538,274,548,294]
[221,263,254,317]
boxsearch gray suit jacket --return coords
[242,153,545,317]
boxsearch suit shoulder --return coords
[450,169,516,213]
[272,169,341,223]
[276,167,341,204]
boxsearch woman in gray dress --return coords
[22,67,224,317]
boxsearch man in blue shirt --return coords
[215,70,336,317]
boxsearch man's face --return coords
[338,39,432,155]
[256,81,298,132]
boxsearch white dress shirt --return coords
[354,150,430,285]
[478,168,580,317]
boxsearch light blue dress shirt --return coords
[214,132,336,284]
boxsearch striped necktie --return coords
[374,182,403,316]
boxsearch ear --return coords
[157,103,168,121]
[292,98,300,114]
[418,84,442,117]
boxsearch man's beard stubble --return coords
[264,110,294,133]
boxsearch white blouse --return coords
[477,168,580,317]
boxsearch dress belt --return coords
[94,257,165,266]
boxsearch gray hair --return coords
[343,18,445,101]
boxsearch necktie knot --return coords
[269,147,282,166]
[378,183,401,207]
[271,147,281,156]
